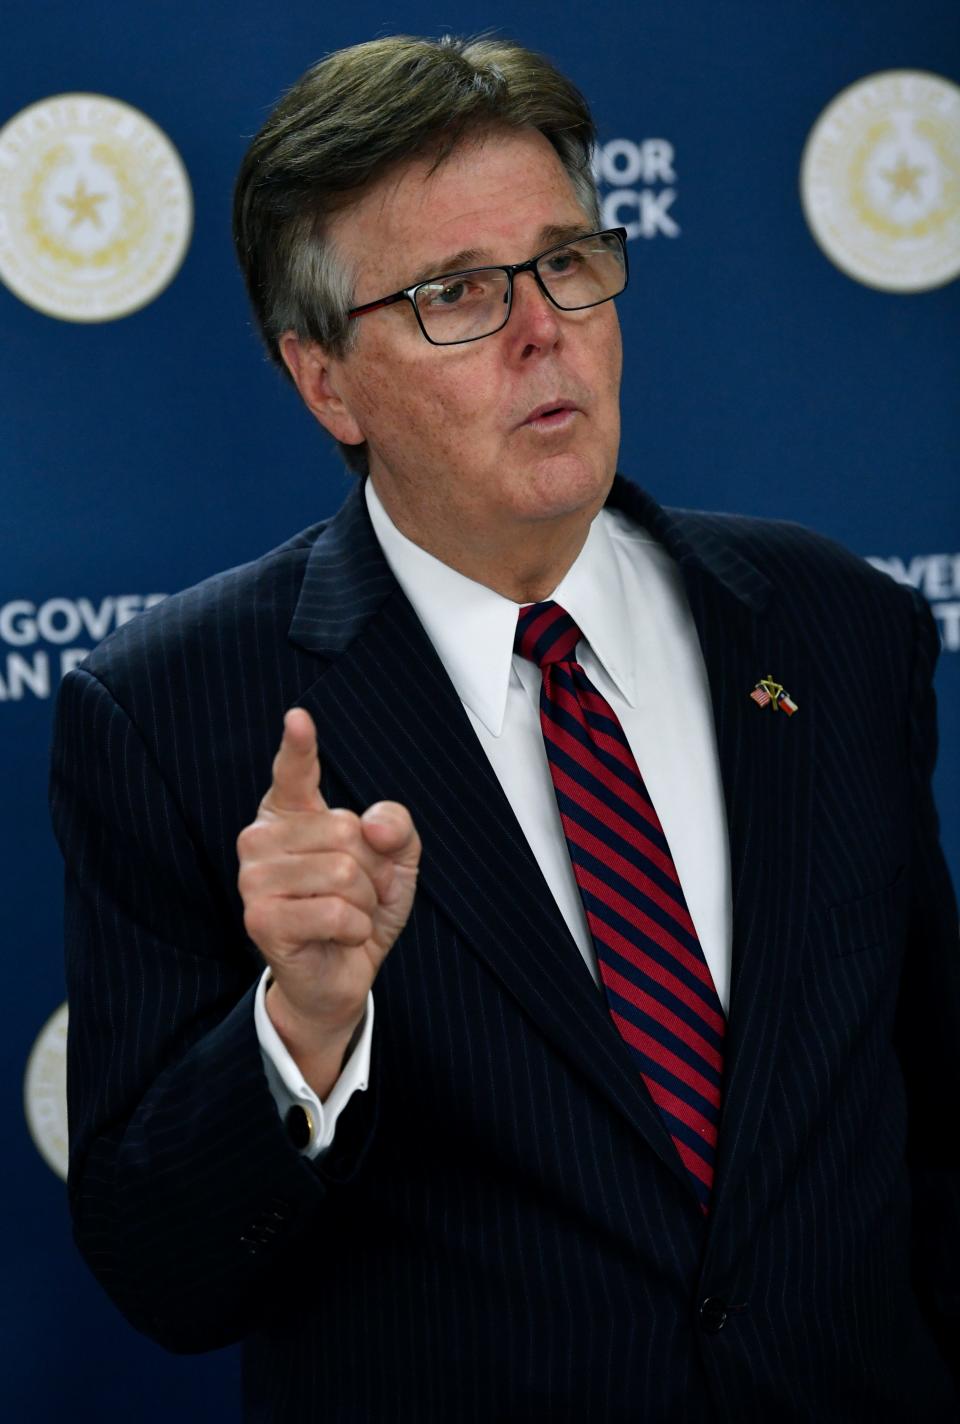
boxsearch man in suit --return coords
[51,34,960,1422]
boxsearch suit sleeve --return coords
[49,666,379,1353]
[893,591,960,1381]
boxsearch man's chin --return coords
[518,454,614,520]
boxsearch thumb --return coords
[261,708,326,813]
[360,801,421,870]
[361,802,421,942]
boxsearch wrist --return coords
[265,979,364,1099]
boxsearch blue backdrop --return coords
[3,2,958,1417]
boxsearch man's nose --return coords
[508,269,562,351]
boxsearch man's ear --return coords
[278,332,365,448]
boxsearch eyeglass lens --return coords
[413,232,626,345]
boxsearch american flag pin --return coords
[750,675,798,716]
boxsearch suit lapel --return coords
[289,480,694,1198]
[289,477,815,1218]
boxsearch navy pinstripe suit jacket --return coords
[51,474,960,1422]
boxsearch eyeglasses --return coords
[347,227,629,346]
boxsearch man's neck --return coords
[368,479,601,604]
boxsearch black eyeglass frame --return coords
[346,226,630,346]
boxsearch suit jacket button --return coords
[699,1297,728,1334]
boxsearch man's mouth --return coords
[521,401,579,429]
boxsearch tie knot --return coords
[514,601,583,669]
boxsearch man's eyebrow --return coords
[407,248,485,288]
[405,222,594,288]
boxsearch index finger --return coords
[262,708,327,814]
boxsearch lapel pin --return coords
[750,675,798,716]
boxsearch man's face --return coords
[313,127,623,554]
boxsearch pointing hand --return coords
[236,708,421,1095]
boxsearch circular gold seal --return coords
[23,1001,69,1181]
[800,70,960,292]
[0,93,192,321]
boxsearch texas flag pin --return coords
[750,675,798,716]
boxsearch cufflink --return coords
[285,1104,314,1152]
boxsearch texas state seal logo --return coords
[0,93,192,321]
[24,1001,69,1181]
[800,70,960,293]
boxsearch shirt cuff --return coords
[254,968,374,1159]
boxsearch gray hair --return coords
[232,34,600,476]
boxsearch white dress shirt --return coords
[256,476,732,1156]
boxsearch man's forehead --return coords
[338,128,590,290]
[406,221,595,286]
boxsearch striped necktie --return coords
[514,600,726,1213]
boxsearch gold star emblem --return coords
[57,176,108,229]
[881,153,926,200]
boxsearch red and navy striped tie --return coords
[515,600,726,1213]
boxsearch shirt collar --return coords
[364,477,638,736]
[550,509,638,710]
